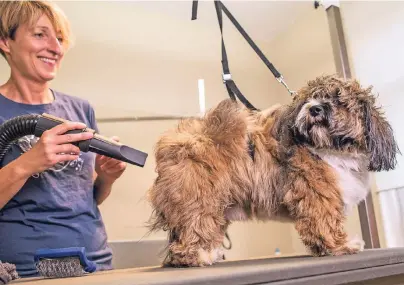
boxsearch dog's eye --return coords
[330,88,343,104]
[332,96,341,105]
[333,97,343,106]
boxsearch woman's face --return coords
[2,14,65,82]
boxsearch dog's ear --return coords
[271,99,305,147]
[364,102,399,171]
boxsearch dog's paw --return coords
[197,247,224,266]
[165,247,224,267]
[332,245,360,256]
[347,235,365,252]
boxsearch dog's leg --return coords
[294,206,357,256]
[166,217,227,267]
[148,107,248,267]
[284,184,359,257]
[149,156,229,267]
[347,234,365,252]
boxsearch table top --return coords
[12,248,404,285]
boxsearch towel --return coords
[0,261,18,284]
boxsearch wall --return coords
[340,1,404,248]
[0,0,379,261]
[260,4,371,254]
[340,1,404,192]
[0,1,304,261]
[57,2,299,261]
[88,1,368,258]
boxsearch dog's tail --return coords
[146,207,167,234]
[202,99,250,145]
[145,193,174,264]
[145,99,249,265]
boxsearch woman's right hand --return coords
[18,121,94,176]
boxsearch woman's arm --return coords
[0,158,33,209]
[93,140,127,206]
[0,121,94,209]
[93,172,114,205]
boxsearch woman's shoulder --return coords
[52,89,94,111]
[52,90,98,129]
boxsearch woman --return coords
[0,1,126,277]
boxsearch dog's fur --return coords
[147,75,399,267]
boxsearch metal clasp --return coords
[276,76,296,97]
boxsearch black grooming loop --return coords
[191,0,295,111]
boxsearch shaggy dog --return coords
[147,75,399,267]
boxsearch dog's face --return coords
[279,75,399,172]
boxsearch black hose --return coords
[0,114,40,164]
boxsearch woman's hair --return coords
[0,0,73,57]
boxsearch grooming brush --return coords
[0,261,19,284]
[34,247,96,278]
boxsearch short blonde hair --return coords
[0,1,73,57]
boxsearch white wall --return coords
[0,1,306,261]
[341,1,404,192]
[262,4,372,253]
[0,0,383,261]
[340,1,404,248]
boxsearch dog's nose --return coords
[309,105,324,117]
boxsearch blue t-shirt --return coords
[0,90,113,277]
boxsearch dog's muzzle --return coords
[309,105,324,117]
[307,102,330,125]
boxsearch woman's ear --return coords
[0,37,11,55]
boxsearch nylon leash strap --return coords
[191,0,295,110]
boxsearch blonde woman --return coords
[0,1,125,277]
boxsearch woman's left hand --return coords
[95,136,127,185]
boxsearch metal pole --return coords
[324,3,380,249]
[96,115,196,123]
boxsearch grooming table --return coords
[12,248,404,285]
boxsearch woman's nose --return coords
[47,36,63,56]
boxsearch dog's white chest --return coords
[312,150,371,213]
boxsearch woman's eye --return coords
[34,33,44,38]
[57,37,64,43]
